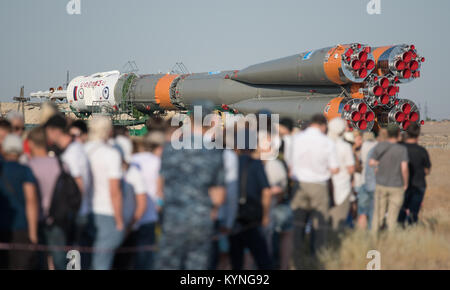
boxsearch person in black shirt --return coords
[228,128,273,270]
[398,123,431,225]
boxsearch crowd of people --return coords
[0,101,431,270]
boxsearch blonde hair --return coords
[88,116,112,141]
[40,102,59,124]
[363,132,376,142]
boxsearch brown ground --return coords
[0,102,71,124]
[420,122,450,214]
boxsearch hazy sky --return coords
[1,0,449,119]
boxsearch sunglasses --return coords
[13,126,25,132]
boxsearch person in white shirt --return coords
[84,116,124,270]
[110,134,147,269]
[113,135,147,230]
[278,118,295,167]
[130,130,165,270]
[327,118,355,232]
[290,114,339,265]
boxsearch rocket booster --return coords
[232,43,375,85]
[66,43,424,131]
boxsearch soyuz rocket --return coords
[65,43,425,131]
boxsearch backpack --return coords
[236,157,263,226]
[278,158,294,203]
[46,157,82,239]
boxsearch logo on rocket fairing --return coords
[103,87,110,99]
[303,51,313,60]
[78,88,84,99]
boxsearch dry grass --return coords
[319,123,450,270]
[320,224,450,270]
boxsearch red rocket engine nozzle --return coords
[362,73,399,108]
[376,98,421,130]
[372,44,424,84]
[341,43,375,82]
[342,98,375,131]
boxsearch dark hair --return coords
[387,124,400,138]
[113,126,129,138]
[280,118,294,132]
[406,123,421,139]
[0,118,12,131]
[70,120,88,134]
[146,116,168,132]
[28,126,47,148]
[45,114,68,132]
[310,114,327,126]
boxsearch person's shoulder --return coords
[266,158,285,172]
[410,143,429,155]
[64,142,84,159]
[84,141,104,154]
[69,141,87,154]
[127,163,142,178]
[374,141,387,149]
[11,161,33,174]
[132,151,152,161]
[324,135,338,150]
[394,142,408,151]
[338,138,353,152]
[418,144,429,153]
[99,144,121,159]
[406,142,427,150]
[292,130,305,141]
[251,157,264,169]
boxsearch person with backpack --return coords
[0,134,39,270]
[28,126,81,270]
[369,124,409,233]
[228,128,273,270]
[263,151,292,270]
[44,116,92,252]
